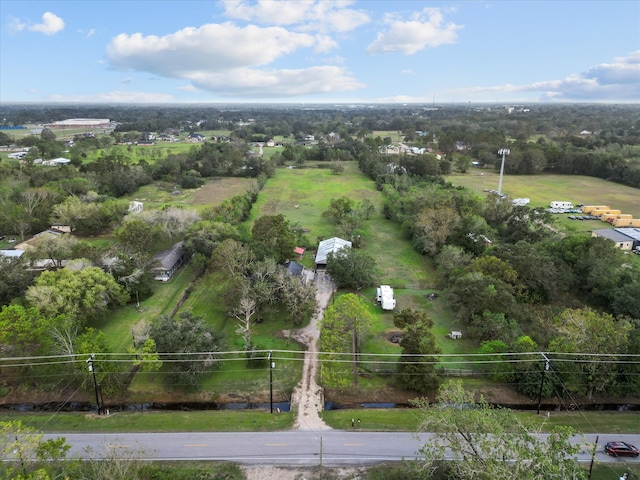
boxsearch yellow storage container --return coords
[582,205,610,214]
[614,218,640,227]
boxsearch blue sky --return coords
[1,0,639,104]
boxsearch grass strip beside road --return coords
[0,410,294,433]
[2,409,638,434]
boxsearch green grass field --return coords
[250,161,472,362]
[447,172,640,218]
[122,177,253,212]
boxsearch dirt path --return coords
[289,270,334,430]
[243,273,337,479]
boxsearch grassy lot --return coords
[94,265,196,353]
[447,171,640,218]
[128,268,304,401]
[122,177,253,212]
[248,161,380,241]
[250,162,474,370]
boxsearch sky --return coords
[1,0,639,104]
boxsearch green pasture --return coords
[128,267,303,400]
[447,172,640,218]
[371,130,404,143]
[123,177,253,212]
[94,265,196,353]
[249,161,379,242]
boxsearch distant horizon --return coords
[1,100,639,107]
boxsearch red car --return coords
[605,442,639,457]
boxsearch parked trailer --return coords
[614,218,640,227]
[582,205,610,214]
[591,209,622,217]
[550,201,573,209]
[376,285,396,310]
[602,213,633,222]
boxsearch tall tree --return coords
[0,256,36,307]
[326,247,376,290]
[393,309,441,393]
[319,293,374,387]
[251,214,296,263]
[150,310,224,389]
[412,380,588,480]
[549,308,631,399]
[0,420,74,480]
[26,266,129,325]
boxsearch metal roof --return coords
[315,237,351,265]
[615,228,640,241]
[593,229,635,243]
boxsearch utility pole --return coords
[536,352,550,415]
[497,148,510,195]
[86,354,101,414]
[587,435,598,480]
[268,351,274,414]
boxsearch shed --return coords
[314,237,352,267]
[449,331,463,339]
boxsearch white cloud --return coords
[367,7,462,55]
[220,0,370,33]
[107,23,318,75]
[82,28,96,38]
[189,66,365,97]
[29,12,65,35]
[7,16,27,34]
[451,51,640,102]
[106,21,362,98]
[47,91,174,103]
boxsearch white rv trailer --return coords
[376,285,396,310]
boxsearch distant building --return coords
[46,118,111,128]
[0,249,25,259]
[591,229,635,251]
[42,157,71,166]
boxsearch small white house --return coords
[550,201,573,209]
[448,331,463,339]
[376,285,396,310]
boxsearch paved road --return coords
[44,431,640,467]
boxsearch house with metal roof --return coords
[314,237,352,268]
[615,228,640,246]
[591,229,635,251]
[152,241,186,281]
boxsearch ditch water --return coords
[1,401,638,413]
[0,401,292,413]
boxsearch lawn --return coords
[122,177,253,212]
[94,264,197,353]
[3,408,637,435]
[249,161,380,242]
[447,172,640,218]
